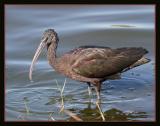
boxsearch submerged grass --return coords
[23,97,30,115]
[48,113,56,121]
[17,97,30,120]
[20,79,110,121]
[55,78,66,113]
[54,79,83,121]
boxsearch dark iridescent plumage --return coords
[29,29,150,99]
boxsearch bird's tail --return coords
[122,57,151,72]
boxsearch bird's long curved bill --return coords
[29,38,47,81]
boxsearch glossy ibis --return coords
[29,29,150,99]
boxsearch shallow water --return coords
[5,5,155,121]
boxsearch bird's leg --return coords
[95,85,101,100]
[93,81,101,101]
[87,82,92,97]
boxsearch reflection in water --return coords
[6,71,154,121]
[67,101,148,122]
[13,95,148,122]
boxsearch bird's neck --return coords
[47,42,58,67]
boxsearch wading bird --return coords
[29,29,150,99]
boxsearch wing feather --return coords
[71,47,148,78]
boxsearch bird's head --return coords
[29,29,59,81]
[42,29,59,49]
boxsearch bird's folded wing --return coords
[72,55,129,78]
[72,47,148,78]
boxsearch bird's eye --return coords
[47,42,51,48]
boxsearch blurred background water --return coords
[5,5,155,121]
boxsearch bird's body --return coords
[50,45,148,82]
[29,29,150,99]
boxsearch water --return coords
[5,5,155,121]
